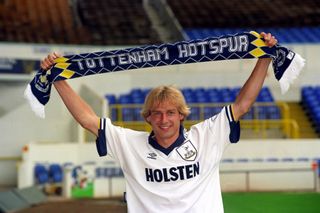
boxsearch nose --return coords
[160,113,169,122]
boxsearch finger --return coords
[53,52,62,58]
[48,54,56,64]
[270,36,277,46]
[43,59,51,70]
[40,62,46,70]
[265,33,271,42]
[260,32,266,38]
[40,54,55,70]
[40,61,50,71]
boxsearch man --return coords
[41,32,277,212]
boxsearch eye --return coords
[151,111,161,116]
[167,111,176,116]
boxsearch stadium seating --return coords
[167,0,320,43]
[167,0,320,28]
[0,0,89,44]
[185,27,320,43]
[0,0,161,45]
[48,164,63,183]
[34,164,49,184]
[77,0,161,45]
[34,163,64,185]
[105,94,118,121]
[301,86,320,135]
[106,86,280,122]
[1,0,319,44]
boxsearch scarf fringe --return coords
[279,53,305,94]
[24,84,45,118]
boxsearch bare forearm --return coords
[54,81,99,136]
[233,58,271,120]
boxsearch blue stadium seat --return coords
[185,27,320,43]
[242,109,254,120]
[34,164,49,184]
[119,94,134,121]
[130,88,144,99]
[257,106,268,119]
[268,106,281,119]
[105,94,116,104]
[105,94,117,121]
[142,88,151,98]
[188,107,200,120]
[48,164,63,183]
[301,86,320,134]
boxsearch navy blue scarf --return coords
[24,31,305,118]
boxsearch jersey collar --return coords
[148,125,186,156]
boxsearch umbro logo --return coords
[147,152,157,160]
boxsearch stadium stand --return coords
[0,0,317,138]
[77,0,161,45]
[0,0,161,45]
[0,0,319,44]
[0,0,89,44]
[301,86,320,136]
[105,86,281,122]
[104,86,307,139]
[167,0,320,43]
[34,164,50,185]
[48,164,63,183]
[1,1,320,212]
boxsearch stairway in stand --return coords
[287,102,318,138]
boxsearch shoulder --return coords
[102,117,149,136]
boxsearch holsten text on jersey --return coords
[145,162,200,182]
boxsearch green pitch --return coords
[223,192,320,213]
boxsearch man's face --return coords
[147,101,184,147]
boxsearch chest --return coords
[122,137,221,185]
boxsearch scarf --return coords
[24,31,305,118]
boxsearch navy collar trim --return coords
[148,125,186,156]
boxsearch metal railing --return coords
[0,156,21,161]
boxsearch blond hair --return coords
[141,85,190,121]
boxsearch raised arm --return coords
[41,52,100,136]
[232,32,278,121]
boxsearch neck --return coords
[148,126,186,155]
[155,135,179,148]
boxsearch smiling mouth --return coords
[158,124,172,130]
[160,126,170,129]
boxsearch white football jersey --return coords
[97,105,239,213]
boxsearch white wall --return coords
[221,140,320,191]
[0,86,77,185]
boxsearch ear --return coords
[146,115,151,123]
[179,114,185,121]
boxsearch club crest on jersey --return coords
[176,140,197,161]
